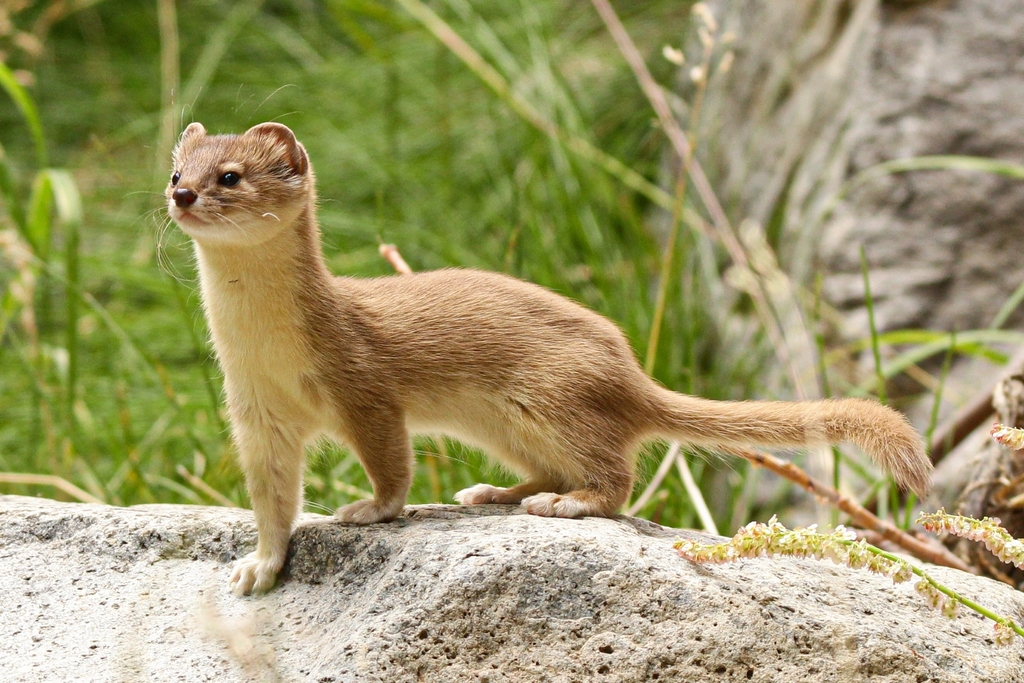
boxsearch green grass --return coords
[1,0,1020,530]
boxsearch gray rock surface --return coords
[2,495,1024,682]
[822,0,1024,338]
[696,0,1024,338]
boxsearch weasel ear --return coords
[244,122,309,176]
[178,122,206,143]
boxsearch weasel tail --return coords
[645,389,931,496]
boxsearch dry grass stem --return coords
[175,464,237,507]
[588,0,813,396]
[626,442,678,516]
[675,447,718,535]
[0,472,105,505]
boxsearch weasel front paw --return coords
[229,551,283,596]
[334,498,403,525]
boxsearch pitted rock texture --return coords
[2,495,1024,682]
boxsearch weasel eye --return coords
[171,172,180,186]
[218,172,241,187]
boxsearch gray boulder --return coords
[693,0,1024,337]
[2,495,1023,682]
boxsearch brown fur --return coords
[166,122,931,595]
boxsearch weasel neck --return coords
[193,207,326,284]
[191,207,332,378]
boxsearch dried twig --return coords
[930,346,1024,463]
[379,243,413,275]
[729,446,973,573]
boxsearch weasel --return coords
[166,122,931,596]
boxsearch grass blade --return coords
[990,278,1024,330]
[180,0,266,110]
[859,246,886,405]
[25,171,53,260]
[846,329,1024,391]
[168,273,225,430]
[156,0,181,179]
[0,141,26,230]
[0,62,47,167]
[848,155,1024,193]
[392,0,674,210]
[817,155,1024,228]
[46,169,84,439]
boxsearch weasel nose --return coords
[173,188,198,208]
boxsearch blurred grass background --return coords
[1,0,1007,530]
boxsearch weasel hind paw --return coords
[334,498,403,525]
[229,552,282,596]
[521,492,588,518]
[453,484,507,505]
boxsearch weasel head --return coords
[166,122,314,247]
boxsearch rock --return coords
[2,495,1024,682]
[823,0,1024,338]
[693,0,1024,338]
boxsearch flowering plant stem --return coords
[676,516,1023,644]
[865,543,1024,640]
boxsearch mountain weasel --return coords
[166,122,931,596]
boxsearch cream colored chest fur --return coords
[195,246,327,433]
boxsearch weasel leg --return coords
[334,414,411,524]
[230,424,305,596]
